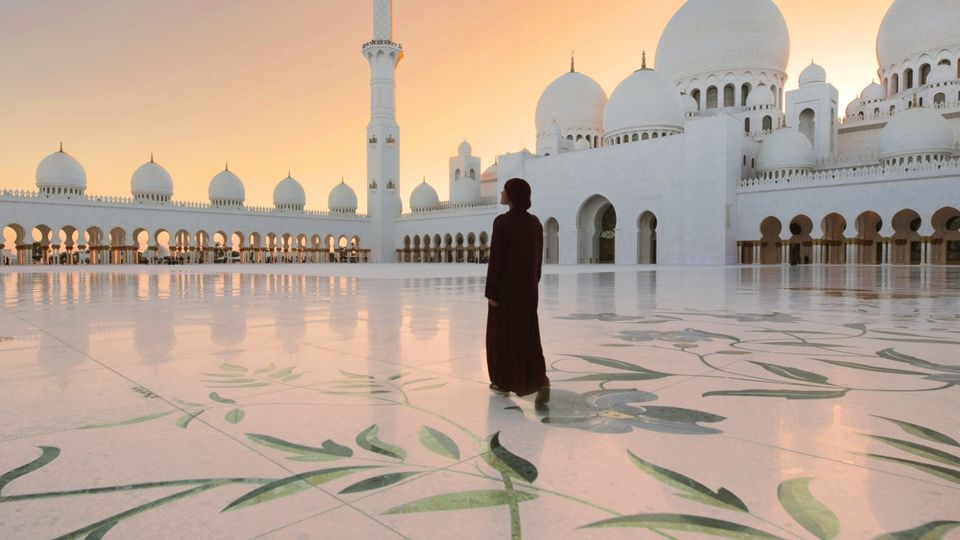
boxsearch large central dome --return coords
[877,0,960,71]
[655,0,790,83]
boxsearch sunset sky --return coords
[0,0,892,211]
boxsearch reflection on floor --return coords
[0,266,958,539]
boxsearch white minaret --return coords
[364,0,403,262]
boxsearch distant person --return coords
[485,178,550,404]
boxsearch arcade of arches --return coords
[0,225,369,265]
[740,207,960,266]
[397,232,490,263]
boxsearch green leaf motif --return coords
[865,435,960,468]
[400,377,436,387]
[877,349,960,373]
[565,372,673,382]
[483,432,538,483]
[220,363,247,372]
[79,411,174,430]
[202,378,257,385]
[340,370,374,379]
[356,425,406,461]
[208,392,236,404]
[581,513,781,539]
[84,521,118,540]
[812,359,926,375]
[627,451,747,512]
[282,373,304,383]
[777,478,840,540]
[175,410,205,429]
[255,364,276,374]
[872,416,960,447]
[563,355,670,378]
[418,426,461,460]
[408,383,448,392]
[703,389,848,400]
[858,454,960,485]
[222,466,378,512]
[716,350,752,355]
[270,367,295,379]
[338,471,421,494]
[207,382,270,389]
[246,433,353,461]
[0,446,60,494]
[382,489,537,515]
[875,521,960,540]
[224,409,245,424]
[750,361,830,384]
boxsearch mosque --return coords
[1,0,959,267]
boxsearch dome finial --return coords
[288,169,291,178]
[59,142,63,153]
[641,50,647,70]
[150,153,154,163]
[570,50,575,73]
[225,162,229,172]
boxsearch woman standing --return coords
[485,178,550,404]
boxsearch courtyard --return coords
[0,265,958,538]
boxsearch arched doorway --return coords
[891,209,922,265]
[759,217,782,264]
[820,213,847,264]
[637,211,657,264]
[578,195,616,264]
[931,206,960,265]
[854,211,883,264]
[544,218,559,264]
[799,108,816,147]
[788,215,813,265]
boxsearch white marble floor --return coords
[0,265,958,539]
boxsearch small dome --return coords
[799,62,827,87]
[879,106,955,161]
[480,162,499,181]
[845,97,860,118]
[131,158,173,197]
[575,138,591,150]
[458,140,472,155]
[208,168,245,204]
[755,127,816,173]
[929,62,956,84]
[860,82,885,103]
[535,71,608,137]
[877,0,960,73]
[655,0,790,83]
[680,93,698,114]
[273,175,306,208]
[36,147,87,190]
[604,68,683,137]
[746,85,775,107]
[328,180,358,213]
[410,180,440,211]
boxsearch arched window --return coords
[691,89,701,110]
[771,85,778,107]
[652,133,659,139]
[890,105,896,114]
[641,133,649,140]
[723,84,735,107]
[799,108,815,145]
[934,92,946,105]
[455,169,461,180]
[873,107,880,116]
[741,83,751,106]
[631,133,639,142]
[904,68,914,89]
[920,64,931,85]
[469,168,476,179]
[762,116,772,131]
[744,117,751,133]
[858,111,864,120]
[891,73,899,95]
[706,86,718,109]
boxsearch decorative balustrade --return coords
[400,198,498,219]
[738,157,960,192]
[0,190,367,219]
[841,100,960,127]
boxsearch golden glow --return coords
[0,1,891,211]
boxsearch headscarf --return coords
[504,177,532,211]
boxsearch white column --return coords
[921,239,929,265]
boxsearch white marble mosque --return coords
[2,0,959,268]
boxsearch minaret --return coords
[364,0,403,262]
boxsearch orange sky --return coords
[0,0,891,211]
